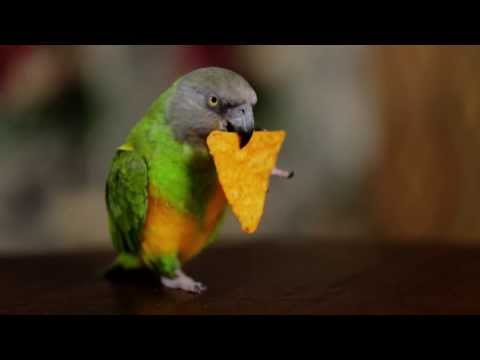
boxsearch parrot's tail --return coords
[103,253,144,281]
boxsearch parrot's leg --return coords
[272,167,295,179]
[161,269,207,294]
[104,253,143,279]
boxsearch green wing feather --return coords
[105,149,148,255]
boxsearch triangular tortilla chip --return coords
[207,130,286,233]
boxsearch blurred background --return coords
[1,45,479,255]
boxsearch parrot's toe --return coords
[161,270,207,294]
[192,282,207,294]
[272,167,294,179]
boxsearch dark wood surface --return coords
[2,239,480,314]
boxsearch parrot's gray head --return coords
[167,67,257,148]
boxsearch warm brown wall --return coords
[371,46,480,243]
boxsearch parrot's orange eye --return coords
[208,96,219,108]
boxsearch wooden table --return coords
[1,239,480,314]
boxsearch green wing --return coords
[105,149,148,255]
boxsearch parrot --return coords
[105,67,291,294]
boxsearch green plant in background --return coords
[0,47,100,243]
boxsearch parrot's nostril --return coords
[241,109,245,114]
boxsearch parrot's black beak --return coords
[239,128,254,149]
[224,103,255,149]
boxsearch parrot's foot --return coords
[161,269,207,294]
[272,167,294,179]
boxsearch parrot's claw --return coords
[161,270,207,294]
[272,167,294,179]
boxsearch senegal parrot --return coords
[105,67,290,294]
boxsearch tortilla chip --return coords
[207,130,286,233]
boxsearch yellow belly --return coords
[141,184,226,263]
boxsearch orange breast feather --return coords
[141,184,226,263]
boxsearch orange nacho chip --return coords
[207,130,286,233]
